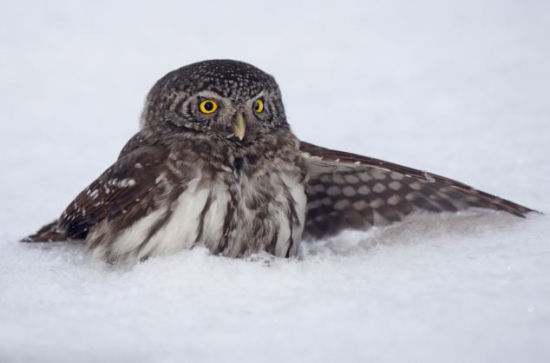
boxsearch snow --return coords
[1,0,549,362]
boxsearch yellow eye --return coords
[254,99,264,113]
[199,99,218,114]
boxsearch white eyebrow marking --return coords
[195,90,224,99]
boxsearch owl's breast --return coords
[221,162,307,257]
[90,151,307,262]
[158,160,306,258]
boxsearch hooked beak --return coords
[231,112,246,141]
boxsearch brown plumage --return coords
[22,60,535,263]
[299,142,533,239]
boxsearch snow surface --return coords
[1,0,549,362]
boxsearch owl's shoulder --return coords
[118,127,171,159]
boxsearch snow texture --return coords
[1,0,549,362]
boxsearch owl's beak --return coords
[231,112,246,141]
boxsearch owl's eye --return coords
[253,99,264,113]
[199,99,218,114]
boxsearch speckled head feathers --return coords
[140,60,287,135]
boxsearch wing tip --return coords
[490,197,540,219]
[521,208,543,217]
[21,220,67,243]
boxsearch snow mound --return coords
[1,0,549,362]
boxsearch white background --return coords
[1,0,549,362]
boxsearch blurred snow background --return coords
[1,0,549,362]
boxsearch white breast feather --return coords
[94,206,167,260]
[95,168,306,261]
[139,176,210,259]
[282,174,307,256]
[201,183,231,252]
[280,173,307,256]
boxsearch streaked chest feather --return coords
[92,163,306,263]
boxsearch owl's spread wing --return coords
[300,141,534,240]
[24,143,173,242]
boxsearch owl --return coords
[23,60,534,263]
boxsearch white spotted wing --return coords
[300,142,534,239]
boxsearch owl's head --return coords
[141,60,288,142]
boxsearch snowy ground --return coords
[1,0,549,362]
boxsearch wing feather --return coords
[23,143,174,242]
[300,141,535,240]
